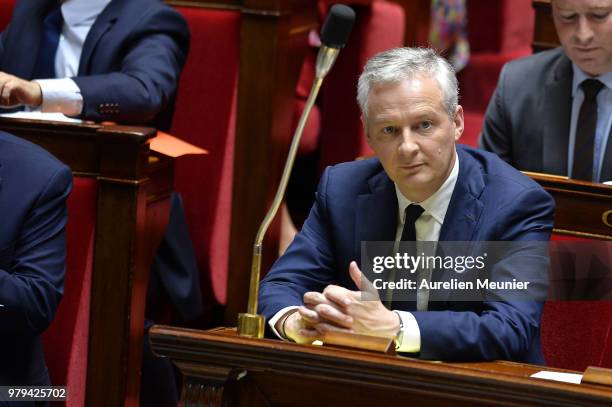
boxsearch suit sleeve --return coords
[479,64,513,163]
[0,164,72,336]
[72,7,188,124]
[258,167,338,324]
[411,186,555,362]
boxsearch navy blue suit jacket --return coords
[259,145,555,363]
[0,131,72,388]
[0,0,189,130]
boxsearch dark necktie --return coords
[388,204,425,309]
[400,204,425,242]
[32,4,63,79]
[572,79,605,181]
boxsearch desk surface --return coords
[150,326,612,406]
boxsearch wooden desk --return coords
[526,172,612,240]
[150,326,612,406]
[0,117,173,407]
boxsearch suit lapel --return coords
[78,0,121,75]
[439,148,485,242]
[354,169,398,260]
[542,55,573,176]
[431,148,485,304]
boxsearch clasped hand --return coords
[0,72,42,108]
[282,261,400,344]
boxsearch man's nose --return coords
[574,17,594,45]
[398,129,419,155]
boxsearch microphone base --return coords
[237,313,265,338]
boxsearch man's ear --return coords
[453,105,464,142]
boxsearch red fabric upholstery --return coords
[318,0,405,168]
[466,0,534,54]
[458,49,530,113]
[459,0,535,145]
[171,7,240,305]
[0,0,16,30]
[541,233,612,371]
[542,301,612,371]
[42,177,97,407]
[459,110,483,148]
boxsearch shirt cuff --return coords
[394,310,421,353]
[35,78,83,116]
[268,306,300,340]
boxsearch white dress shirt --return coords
[393,151,458,353]
[269,152,460,352]
[34,0,111,115]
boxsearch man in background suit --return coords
[0,131,71,399]
[0,1,198,404]
[259,48,555,363]
[480,0,612,183]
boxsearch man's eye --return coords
[590,12,610,20]
[420,121,433,130]
[559,13,577,22]
[382,126,396,135]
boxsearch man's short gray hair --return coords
[357,47,459,123]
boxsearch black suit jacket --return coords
[479,47,612,182]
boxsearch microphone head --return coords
[320,4,355,49]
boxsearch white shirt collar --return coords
[394,150,459,226]
[61,0,112,27]
[571,63,612,97]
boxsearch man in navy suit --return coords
[259,48,555,363]
[0,0,188,131]
[0,131,72,392]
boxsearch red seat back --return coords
[42,177,97,407]
[171,7,240,305]
[318,0,405,168]
[0,0,16,30]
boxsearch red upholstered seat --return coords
[171,7,240,306]
[318,0,405,168]
[42,177,97,407]
[542,301,612,371]
[458,0,535,147]
[293,0,405,168]
[540,234,612,371]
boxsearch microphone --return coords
[238,4,356,338]
[316,4,356,78]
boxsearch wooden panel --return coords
[526,172,612,240]
[150,326,612,406]
[0,117,173,407]
[533,0,560,52]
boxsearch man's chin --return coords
[572,58,609,77]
